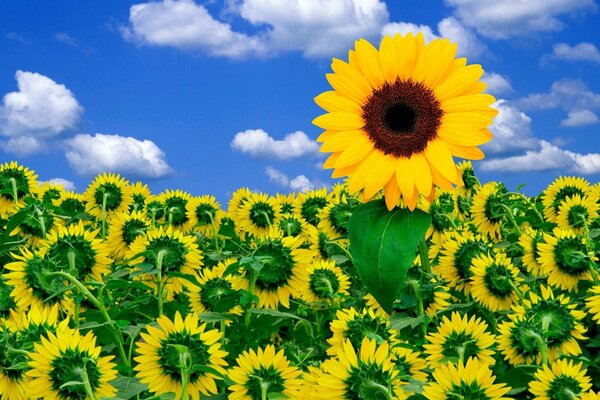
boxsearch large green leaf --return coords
[348,199,431,314]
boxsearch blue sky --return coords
[1,0,599,204]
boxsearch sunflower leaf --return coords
[348,199,431,314]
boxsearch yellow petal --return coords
[317,130,336,143]
[396,157,415,200]
[441,94,496,112]
[437,124,493,146]
[446,143,485,160]
[354,39,385,89]
[320,130,371,152]
[434,64,484,102]
[323,152,340,168]
[326,73,368,105]
[346,150,381,193]
[384,179,401,210]
[378,35,399,83]
[313,112,364,130]
[404,187,419,211]
[411,153,432,196]
[430,161,455,191]
[395,33,418,79]
[331,58,372,96]
[314,91,362,113]
[335,141,374,168]
[413,38,457,88]
[442,112,494,127]
[425,140,458,183]
[363,154,396,200]
[332,162,360,178]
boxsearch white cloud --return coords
[547,42,600,63]
[481,140,600,174]
[55,33,95,56]
[381,17,484,58]
[481,72,513,96]
[40,178,76,191]
[0,136,44,156]
[445,0,596,39]
[484,100,538,154]
[560,110,599,127]
[123,0,388,58]
[0,70,82,138]
[231,129,319,160]
[64,133,172,177]
[265,166,323,192]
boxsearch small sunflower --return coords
[38,222,113,283]
[0,161,38,218]
[529,359,592,400]
[556,194,599,234]
[237,192,281,239]
[145,195,166,224]
[314,34,496,210]
[53,191,88,224]
[4,248,74,311]
[83,172,133,219]
[105,211,151,259]
[497,316,545,366]
[128,226,203,297]
[319,338,405,399]
[542,176,592,223]
[423,311,495,367]
[129,181,152,212]
[306,224,345,262]
[228,344,302,400]
[538,228,595,292]
[456,160,480,194]
[422,357,511,400]
[519,226,546,277]
[9,198,59,245]
[37,180,66,204]
[471,181,508,240]
[327,306,398,356]
[157,189,193,232]
[278,213,309,240]
[426,188,458,242]
[294,188,329,226]
[301,259,350,304]
[585,285,600,323]
[227,187,252,221]
[186,195,224,236]
[0,327,29,400]
[188,258,246,315]
[435,230,490,294]
[135,312,228,399]
[27,328,117,399]
[275,192,296,214]
[238,232,310,309]
[470,252,522,312]
[392,345,428,384]
[317,198,358,241]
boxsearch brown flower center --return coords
[362,78,443,158]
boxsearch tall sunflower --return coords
[300,259,350,304]
[129,181,152,212]
[470,252,522,312]
[313,34,496,210]
[157,189,193,232]
[0,161,38,218]
[294,188,329,226]
[105,211,151,259]
[186,195,224,236]
[27,328,117,399]
[423,357,511,400]
[83,172,133,220]
[542,176,592,223]
[529,359,592,400]
[52,191,88,225]
[237,192,281,239]
[556,194,599,235]
[188,258,246,315]
[135,312,228,399]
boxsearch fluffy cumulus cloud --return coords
[546,42,600,63]
[0,70,82,140]
[516,79,600,127]
[0,136,44,156]
[481,72,513,96]
[445,0,596,39]
[64,133,172,177]
[123,0,388,58]
[381,16,484,58]
[481,140,600,174]
[265,166,323,192]
[231,129,319,160]
[40,178,76,191]
[484,100,538,154]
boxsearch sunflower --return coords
[237,192,281,239]
[435,230,490,294]
[422,357,511,400]
[318,338,405,399]
[278,213,310,240]
[542,176,592,223]
[9,198,59,245]
[186,195,224,236]
[313,34,496,210]
[227,187,253,220]
[317,197,358,241]
[301,259,350,304]
[4,248,74,312]
[556,194,599,234]
[228,344,302,400]
[426,188,458,242]
[145,195,166,224]
[52,191,88,224]
[188,258,246,315]
[454,189,474,221]
[0,326,29,400]
[529,359,592,400]
[129,181,152,212]
[105,211,151,259]
[128,226,203,297]
[392,345,428,384]
[514,286,586,361]
[83,172,133,220]
[519,226,546,277]
[27,328,117,399]
[327,306,398,356]
[157,189,193,232]
[294,188,329,226]
[0,276,20,324]
[586,285,600,323]
[581,391,600,400]
[135,312,228,399]
[497,316,545,366]
[471,181,508,240]
[456,160,480,194]
[423,311,495,367]
[0,161,38,218]
[306,224,346,262]
[238,232,310,309]
[275,192,297,214]
[37,180,66,204]
[38,222,113,283]
[538,228,595,292]
[470,252,522,312]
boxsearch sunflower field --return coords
[1,33,600,400]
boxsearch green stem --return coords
[156,249,168,316]
[260,380,269,400]
[408,279,426,338]
[500,204,521,235]
[204,211,220,251]
[101,192,109,238]
[35,207,46,239]
[8,347,30,357]
[9,177,18,203]
[364,381,394,400]
[419,239,430,274]
[80,361,97,400]
[244,270,258,329]
[528,331,548,367]
[43,271,130,368]
[179,350,191,400]
[259,211,271,227]
[327,240,353,260]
